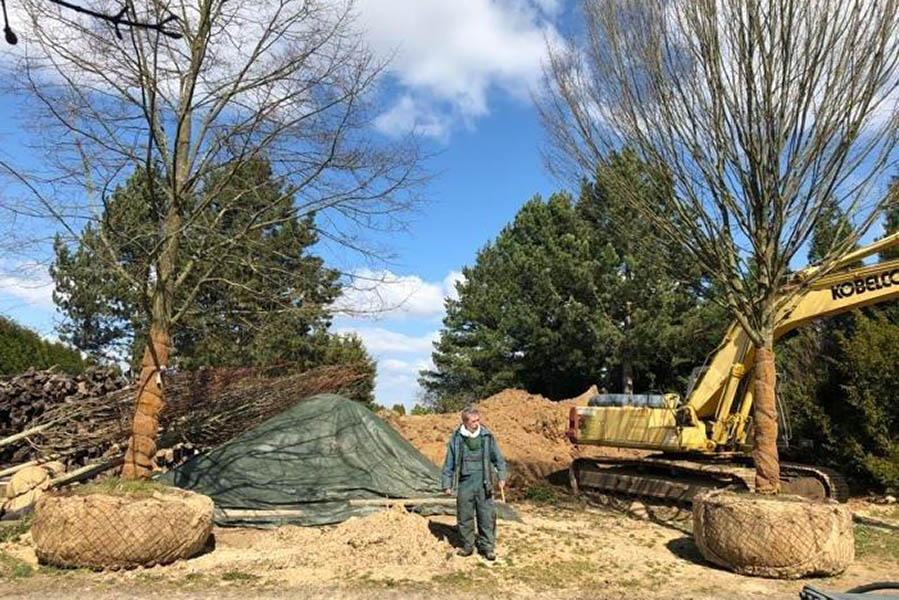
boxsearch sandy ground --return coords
[1,496,896,600]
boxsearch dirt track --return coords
[2,498,896,600]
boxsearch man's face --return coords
[463,413,480,432]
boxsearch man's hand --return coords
[444,488,453,496]
[498,480,506,490]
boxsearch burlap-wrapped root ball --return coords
[692,489,853,579]
[31,489,213,569]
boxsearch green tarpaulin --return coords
[160,394,506,527]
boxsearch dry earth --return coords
[2,388,896,599]
[382,387,642,488]
[1,496,896,600]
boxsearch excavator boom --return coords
[568,232,899,503]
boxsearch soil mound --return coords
[384,388,638,487]
[32,488,213,569]
[327,504,451,568]
[221,504,452,571]
[693,489,854,579]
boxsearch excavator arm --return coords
[571,231,899,454]
[691,232,899,450]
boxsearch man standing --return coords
[441,406,508,561]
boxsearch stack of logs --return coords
[0,367,129,465]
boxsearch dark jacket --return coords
[440,425,508,492]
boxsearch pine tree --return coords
[577,151,727,393]
[51,160,376,405]
[421,192,618,405]
[420,158,727,407]
[778,193,899,489]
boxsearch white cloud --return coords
[332,267,462,408]
[374,95,453,140]
[0,263,55,308]
[338,327,438,355]
[334,325,440,409]
[443,270,464,301]
[358,0,559,137]
[372,353,436,410]
[381,356,433,375]
[333,268,463,320]
[532,0,563,15]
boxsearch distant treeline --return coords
[0,316,87,376]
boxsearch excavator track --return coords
[569,455,849,505]
[780,461,850,503]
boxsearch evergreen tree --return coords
[0,316,86,376]
[421,193,618,405]
[577,151,727,393]
[51,160,376,405]
[778,194,899,489]
[420,157,727,407]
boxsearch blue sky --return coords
[0,0,568,409]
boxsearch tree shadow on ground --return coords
[428,521,463,548]
[665,535,715,568]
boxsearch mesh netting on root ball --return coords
[692,489,854,579]
[31,489,213,569]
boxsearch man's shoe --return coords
[482,550,496,561]
[456,547,474,557]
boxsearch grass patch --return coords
[221,570,260,582]
[430,569,496,592]
[0,514,33,543]
[37,564,65,576]
[0,551,34,579]
[66,477,174,499]
[855,525,899,562]
[524,482,559,504]
[504,559,595,589]
[135,572,166,585]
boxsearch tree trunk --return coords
[622,301,634,394]
[121,324,171,479]
[622,355,634,395]
[751,343,780,493]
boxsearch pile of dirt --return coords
[325,504,451,568]
[384,387,638,488]
[186,504,453,575]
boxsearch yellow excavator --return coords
[567,231,899,503]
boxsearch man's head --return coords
[461,406,480,433]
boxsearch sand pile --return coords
[384,387,635,487]
[203,504,452,574]
[331,504,451,567]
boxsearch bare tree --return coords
[3,0,423,479]
[539,0,899,492]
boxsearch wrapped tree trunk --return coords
[121,325,171,479]
[751,343,780,493]
[121,180,181,480]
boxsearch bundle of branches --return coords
[158,362,371,448]
[16,362,371,466]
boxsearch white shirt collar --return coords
[459,424,481,438]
